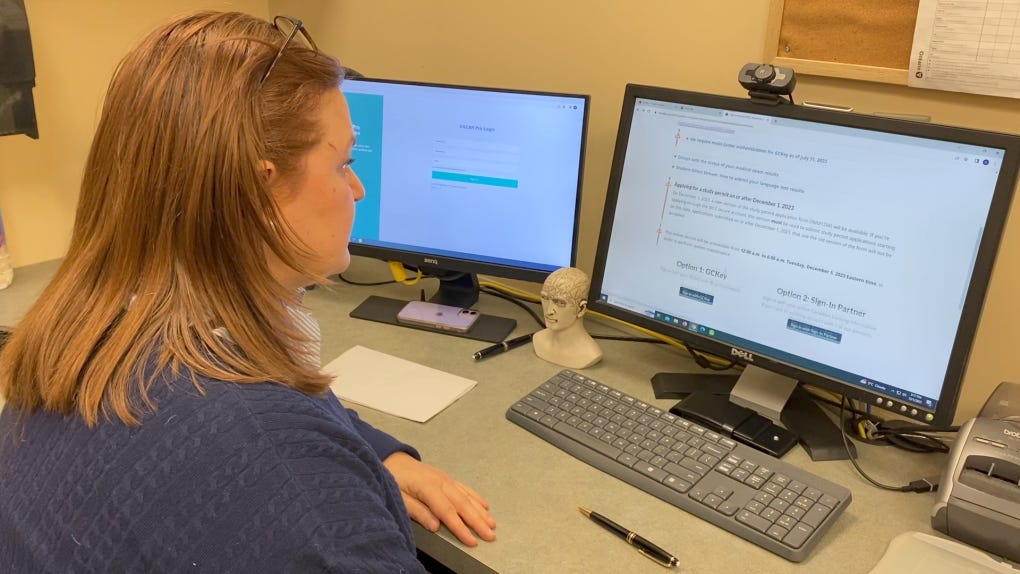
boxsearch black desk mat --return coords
[349,295,516,343]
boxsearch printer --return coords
[931,382,1020,563]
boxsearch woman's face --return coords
[271,88,365,289]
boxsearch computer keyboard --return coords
[506,369,852,562]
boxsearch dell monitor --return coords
[589,83,1020,455]
[341,78,589,308]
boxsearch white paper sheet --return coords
[324,345,476,423]
[909,0,1020,98]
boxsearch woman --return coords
[0,11,494,572]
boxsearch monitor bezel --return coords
[342,77,590,287]
[588,83,1020,427]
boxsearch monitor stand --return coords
[652,365,856,461]
[429,272,481,308]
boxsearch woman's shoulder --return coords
[148,369,353,443]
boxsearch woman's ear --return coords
[576,299,588,318]
[258,159,278,186]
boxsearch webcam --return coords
[738,63,797,104]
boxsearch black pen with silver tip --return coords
[579,507,679,568]
[472,333,533,361]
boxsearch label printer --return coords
[931,382,1020,563]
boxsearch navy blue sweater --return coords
[0,373,427,573]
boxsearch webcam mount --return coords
[738,63,797,105]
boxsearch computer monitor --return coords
[589,83,1020,448]
[341,78,589,308]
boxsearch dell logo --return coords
[731,348,754,362]
[423,258,439,265]
[1005,428,1020,440]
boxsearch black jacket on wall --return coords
[0,0,38,139]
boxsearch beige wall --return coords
[0,0,269,267]
[2,0,1018,422]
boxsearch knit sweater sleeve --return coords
[339,398,422,461]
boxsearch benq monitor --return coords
[589,83,1020,438]
[341,78,589,307]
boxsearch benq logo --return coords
[731,348,754,362]
[1004,428,1020,440]
[423,258,439,265]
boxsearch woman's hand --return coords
[383,451,497,546]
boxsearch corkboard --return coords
[765,0,919,85]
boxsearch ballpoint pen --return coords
[579,507,679,568]
[472,333,533,361]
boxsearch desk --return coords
[0,258,950,574]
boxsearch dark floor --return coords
[418,549,457,574]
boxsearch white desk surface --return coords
[0,258,952,574]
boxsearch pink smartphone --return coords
[396,301,480,333]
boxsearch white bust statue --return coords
[533,267,603,370]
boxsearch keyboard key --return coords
[701,494,723,509]
[717,500,740,516]
[744,500,766,515]
[634,462,669,481]
[712,486,734,500]
[802,503,833,529]
[819,494,840,509]
[663,475,692,493]
[736,510,772,533]
[776,514,797,530]
[783,523,815,549]
[702,443,728,458]
[660,477,693,493]
[664,463,699,485]
[767,524,790,541]
[688,486,709,502]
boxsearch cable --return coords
[838,395,942,493]
[477,279,541,304]
[478,278,739,368]
[839,396,912,491]
[388,261,423,285]
[802,386,957,455]
[337,271,736,365]
[336,273,398,287]
[684,345,736,371]
[592,334,668,344]
[478,285,545,327]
